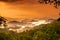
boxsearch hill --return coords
[0,18,60,40]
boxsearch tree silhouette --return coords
[39,0,60,8]
[57,13,60,21]
[0,16,7,27]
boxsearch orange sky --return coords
[0,1,59,20]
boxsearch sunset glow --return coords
[0,1,59,20]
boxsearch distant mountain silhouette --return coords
[8,20,21,24]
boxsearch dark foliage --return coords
[39,0,60,8]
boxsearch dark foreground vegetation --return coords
[0,18,60,40]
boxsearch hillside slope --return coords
[0,18,60,40]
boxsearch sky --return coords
[0,0,59,20]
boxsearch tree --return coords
[0,16,7,27]
[57,13,60,21]
[39,0,60,8]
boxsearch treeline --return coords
[0,18,60,40]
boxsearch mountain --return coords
[8,20,21,24]
[4,17,22,22]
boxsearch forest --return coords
[0,18,60,40]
